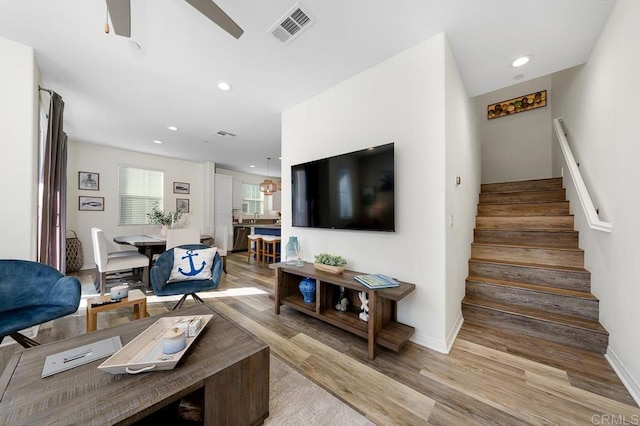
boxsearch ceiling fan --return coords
[105,0,244,39]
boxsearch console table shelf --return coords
[271,261,416,359]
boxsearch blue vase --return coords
[298,277,316,303]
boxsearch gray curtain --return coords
[38,92,67,272]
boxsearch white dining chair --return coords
[213,225,229,274]
[165,228,201,250]
[91,228,150,295]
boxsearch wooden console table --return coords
[271,261,415,360]
[0,304,269,425]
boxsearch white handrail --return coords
[553,117,612,233]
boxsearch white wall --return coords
[444,38,481,348]
[67,141,207,269]
[476,75,553,183]
[282,33,480,352]
[0,37,39,260]
[550,0,640,403]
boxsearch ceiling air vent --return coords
[268,3,315,45]
[215,130,236,139]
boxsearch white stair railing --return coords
[553,117,612,233]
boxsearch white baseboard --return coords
[410,313,464,355]
[445,313,464,353]
[605,347,640,407]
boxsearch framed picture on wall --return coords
[173,182,190,194]
[78,171,99,190]
[79,196,104,211]
[176,198,190,213]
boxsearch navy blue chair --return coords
[0,260,81,348]
[150,244,223,310]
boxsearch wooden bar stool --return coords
[261,235,281,265]
[247,234,263,264]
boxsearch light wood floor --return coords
[3,252,639,425]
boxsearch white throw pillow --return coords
[167,247,217,283]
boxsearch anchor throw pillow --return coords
[167,247,217,283]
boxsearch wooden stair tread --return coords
[466,275,598,300]
[474,228,578,234]
[481,178,563,193]
[480,188,565,194]
[472,242,584,253]
[479,189,567,205]
[482,177,562,186]
[470,257,590,274]
[479,201,568,206]
[478,213,571,217]
[462,296,608,334]
[479,188,565,196]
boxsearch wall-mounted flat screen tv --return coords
[291,143,395,232]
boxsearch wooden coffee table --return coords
[0,304,270,425]
[86,288,148,332]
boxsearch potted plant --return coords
[314,253,347,274]
[147,204,183,237]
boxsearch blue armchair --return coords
[0,260,81,348]
[150,244,223,310]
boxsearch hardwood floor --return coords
[2,252,638,425]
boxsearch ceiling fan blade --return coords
[105,0,131,37]
[184,0,244,39]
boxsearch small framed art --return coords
[176,198,190,213]
[78,171,99,190]
[173,182,190,194]
[79,196,104,211]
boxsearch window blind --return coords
[118,166,163,225]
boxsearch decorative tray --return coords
[97,314,212,375]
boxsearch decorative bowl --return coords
[313,262,345,274]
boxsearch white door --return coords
[214,174,233,249]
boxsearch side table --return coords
[86,289,148,332]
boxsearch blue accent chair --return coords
[0,260,81,348]
[150,244,223,310]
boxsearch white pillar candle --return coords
[162,327,186,354]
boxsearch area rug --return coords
[268,354,374,425]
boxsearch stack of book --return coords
[354,274,400,289]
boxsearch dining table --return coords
[113,234,213,272]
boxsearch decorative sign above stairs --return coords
[487,90,547,119]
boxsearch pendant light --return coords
[259,157,278,196]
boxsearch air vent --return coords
[215,130,236,139]
[268,3,315,45]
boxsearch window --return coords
[242,183,264,215]
[118,166,164,225]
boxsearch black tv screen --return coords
[291,143,395,232]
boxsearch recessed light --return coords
[511,55,533,67]
[250,165,255,168]
[513,74,525,80]
[217,81,232,91]
[167,126,179,131]
[278,157,282,160]
[152,140,163,144]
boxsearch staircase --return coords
[462,177,609,354]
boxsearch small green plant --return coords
[146,204,183,226]
[314,253,347,267]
